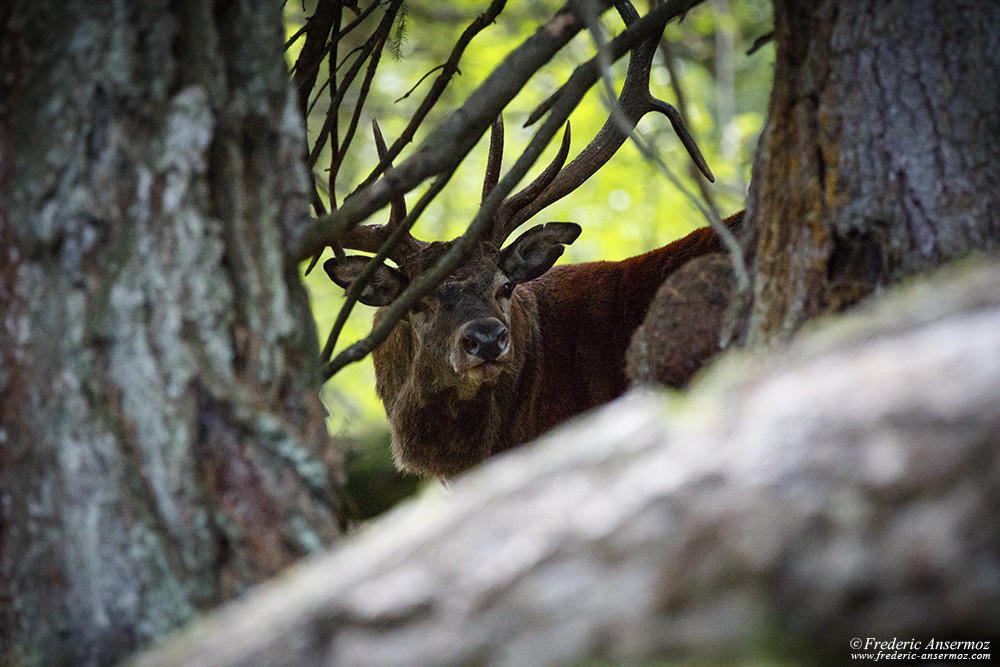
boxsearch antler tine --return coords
[371,118,409,230]
[491,122,572,245]
[501,0,713,234]
[338,119,424,262]
[482,116,504,204]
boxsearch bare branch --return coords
[358,0,508,191]
[580,6,748,293]
[322,118,420,372]
[657,37,721,217]
[300,0,507,273]
[330,3,399,177]
[308,3,400,170]
[394,64,447,104]
[291,0,340,120]
[747,29,774,55]
[288,0,618,262]
[293,0,383,87]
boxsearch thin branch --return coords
[659,34,748,292]
[504,0,710,231]
[321,170,450,367]
[629,113,749,292]
[306,75,332,116]
[327,23,342,205]
[284,22,309,52]
[302,1,402,274]
[658,38,722,219]
[330,3,397,178]
[292,0,340,119]
[746,30,774,55]
[295,0,384,89]
[292,1,341,227]
[395,64,447,103]
[308,34,373,167]
[307,2,397,170]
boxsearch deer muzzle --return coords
[452,317,510,381]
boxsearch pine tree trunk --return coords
[0,2,344,665]
[742,0,1000,344]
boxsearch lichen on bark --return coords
[0,1,343,664]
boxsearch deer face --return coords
[325,222,580,393]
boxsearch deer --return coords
[324,2,743,478]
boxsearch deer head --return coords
[325,115,582,395]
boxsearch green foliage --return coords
[286,0,774,436]
[342,429,423,520]
[387,2,408,60]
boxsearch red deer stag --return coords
[325,3,743,478]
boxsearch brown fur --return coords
[626,253,736,387]
[371,212,744,478]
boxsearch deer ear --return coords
[499,222,582,284]
[323,256,407,307]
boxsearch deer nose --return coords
[460,318,510,362]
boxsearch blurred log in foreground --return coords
[134,258,1000,666]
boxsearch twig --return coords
[292,0,341,116]
[395,64,448,103]
[308,25,380,168]
[294,0,385,88]
[746,30,774,55]
[331,3,398,178]
[658,38,722,220]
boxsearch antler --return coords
[489,0,713,246]
[485,116,573,245]
[338,119,427,263]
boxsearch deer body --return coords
[366,220,737,477]
[325,2,735,477]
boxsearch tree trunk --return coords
[131,257,1000,667]
[742,0,1000,344]
[0,2,344,665]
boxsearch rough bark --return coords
[0,2,344,665]
[742,0,1000,345]
[132,257,1000,666]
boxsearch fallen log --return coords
[133,258,1000,666]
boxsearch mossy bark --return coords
[742,0,1000,344]
[0,1,344,665]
